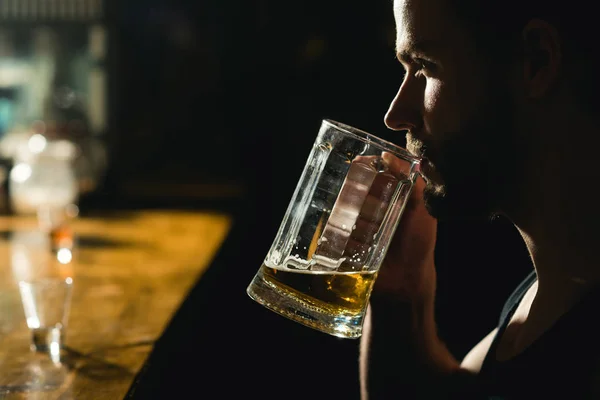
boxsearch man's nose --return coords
[384,78,421,132]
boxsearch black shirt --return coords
[476,271,600,399]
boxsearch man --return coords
[360,0,600,398]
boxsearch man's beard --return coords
[420,91,522,221]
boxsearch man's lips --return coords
[405,133,439,184]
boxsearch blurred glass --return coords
[9,133,79,247]
[0,16,109,200]
[11,230,74,364]
[19,277,73,363]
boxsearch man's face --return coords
[386,0,523,220]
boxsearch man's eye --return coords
[414,58,437,76]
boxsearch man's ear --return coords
[521,19,562,99]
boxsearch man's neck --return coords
[507,144,600,315]
[493,100,600,354]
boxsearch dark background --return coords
[89,0,533,398]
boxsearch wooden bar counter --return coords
[0,210,232,399]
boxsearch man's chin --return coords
[422,183,496,221]
[422,184,446,220]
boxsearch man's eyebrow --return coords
[396,40,442,62]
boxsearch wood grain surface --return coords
[0,210,232,399]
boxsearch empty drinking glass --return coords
[19,277,73,362]
[11,230,74,363]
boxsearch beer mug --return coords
[247,120,421,338]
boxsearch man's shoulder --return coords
[460,328,498,373]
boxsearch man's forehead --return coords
[393,0,452,50]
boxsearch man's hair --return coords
[450,1,596,111]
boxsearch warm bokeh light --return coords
[57,248,73,265]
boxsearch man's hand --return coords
[375,152,437,303]
[346,152,437,303]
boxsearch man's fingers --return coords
[336,151,422,263]
[382,151,413,181]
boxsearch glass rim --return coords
[323,119,421,164]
